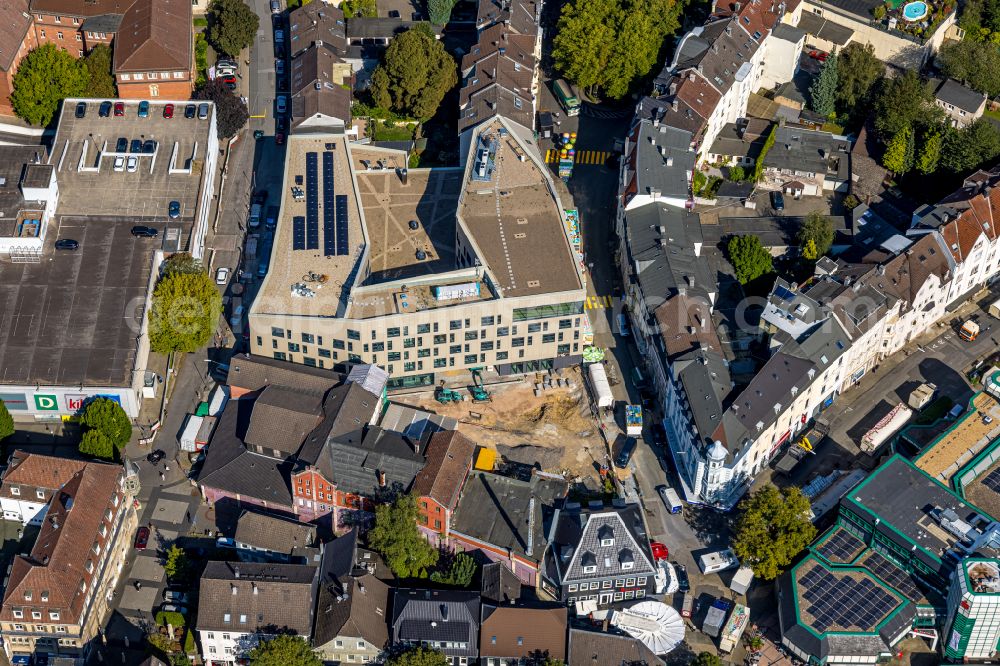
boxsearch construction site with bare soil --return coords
[395,367,611,487]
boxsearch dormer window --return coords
[619,549,635,570]
[23,592,31,601]
[581,550,597,574]
[598,525,614,547]
[36,489,45,500]
[31,612,41,620]
[40,591,48,602]
[10,487,20,496]
[12,609,22,619]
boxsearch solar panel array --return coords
[305,152,319,250]
[323,151,336,257]
[292,216,306,250]
[817,529,864,563]
[800,567,898,633]
[335,194,349,255]
[983,467,1000,493]
[774,285,796,301]
[863,552,922,602]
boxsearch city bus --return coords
[553,79,580,116]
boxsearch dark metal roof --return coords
[546,503,656,584]
[319,426,425,496]
[796,11,854,45]
[197,561,318,634]
[631,120,697,201]
[935,79,987,114]
[480,562,522,605]
[567,627,665,666]
[391,589,481,657]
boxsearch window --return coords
[559,318,573,329]
[273,352,287,361]
[583,565,597,573]
[481,341,494,351]
[75,33,81,41]
[418,348,431,358]
[240,614,247,624]
[568,584,578,592]
[450,345,462,354]
[404,337,416,348]
[464,354,478,364]
[31,612,41,620]
[542,333,556,343]
[558,344,571,354]
[372,342,385,352]
[347,329,361,340]
[637,577,647,585]
[602,580,612,588]
[513,303,584,321]
[622,561,634,570]
[49,612,59,621]
[511,337,524,347]
[496,351,508,360]
[450,320,463,330]
[13,610,22,619]
[302,332,315,343]
[626,577,636,586]
[303,357,317,367]
[9,487,18,496]
[496,326,509,336]
[288,342,301,353]
[417,324,431,334]
[527,323,542,333]
[319,349,331,358]
[434,358,447,368]
[404,362,416,372]
[465,331,478,340]
[481,316,495,326]
[434,334,447,344]
[223,614,231,623]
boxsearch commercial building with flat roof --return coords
[778,455,1000,664]
[249,116,586,389]
[0,98,218,420]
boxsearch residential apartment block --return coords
[391,589,480,666]
[196,561,318,665]
[0,0,36,115]
[112,0,193,99]
[0,452,88,526]
[0,458,138,665]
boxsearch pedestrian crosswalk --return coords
[545,150,611,165]
[585,295,613,309]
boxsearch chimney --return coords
[669,82,677,95]
[234,566,240,579]
[231,584,238,595]
[650,136,656,146]
[359,582,366,594]
[672,99,679,111]
[377,470,387,487]
[650,187,661,200]
[252,583,258,595]
[667,156,674,167]
[653,117,660,128]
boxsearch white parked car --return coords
[113,156,125,172]
[126,156,138,173]
[215,267,230,284]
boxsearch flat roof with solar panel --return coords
[252,134,365,317]
[794,558,907,635]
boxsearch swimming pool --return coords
[901,0,929,21]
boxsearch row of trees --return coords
[552,0,684,100]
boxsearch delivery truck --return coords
[860,403,913,453]
[587,363,614,409]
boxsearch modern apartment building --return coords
[248,115,587,389]
[0,458,138,665]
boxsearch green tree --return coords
[938,39,1000,97]
[753,125,777,182]
[80,397,132,452]
[163,253,206,276]
[148,263,223,354]
[428,0,455,24]
[209,0,261,57]
[164,544,190,582]
[835,43,883,118]
[728,165,745,181]
[726,235,774,285]
[731,484,816,580]
[0,400,13,443]
[809,52,838,117]
[691,653,724,666]
[941,118,1000,173]
[342,0,377,16]
[194,79,250,139]
[873,70,939,142]
[798,211,835,257]
[82,44,116,98]
[369,25,457,121]
[369,494,439,578]
[915,127,944,174]
[801,239,818,261]
[430,552,477,586]
[387,647,450,666]
[10,44,89,126]
[247,635,322,666]
[552,0,682,99]
[882,124,915,174]
[79,429,115,460]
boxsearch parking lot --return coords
[52,99,212,221]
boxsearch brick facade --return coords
[116,76,192,100]
[0,29,37,115]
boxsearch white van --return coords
[658,485,683,514]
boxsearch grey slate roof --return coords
[197,398,294,508]
[764,127,851,182]
[196,561,317,635]
[296,382,384,465]
[567,627,665,666]
[314,573,390,651]
[318,426,425,496]
[244,385,324,454]
[480,562,522,605]
[288,1,347,57]
[234,510,316,554]
[391,589,481,658]
[630,120,696,201]
[545,503,656,584]
[227,354,346,393]
[674,17,760,98]
[796,11,854,45]
[379,402,457,441]
[935,78,987,114]
[708,122,768,160]
[79,13,124,33]
[623,203,710,312]
[451,470,568,564]
[672,348,732,447]
[772,22,806,42]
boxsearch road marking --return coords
[585,295,613,309]
[249,114,266,119]
[545,149,611,165]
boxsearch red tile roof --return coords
[113,0,191,73]
[0,451,87,500]
[1,462,125,626]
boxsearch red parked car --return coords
[650,541,669,561]
[809,50,828,61]
[163,103,174,119]
[275,132,285,145]
[134,526,150,550]
[114,102,125,117]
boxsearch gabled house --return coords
[391,589,481,666]
[231,510,317,563]
[197,561,318,665]
[0,460,138,666]
[112,0,193,99]
[0,451,87,525]
[413,430,476,539]
[479,604,567,665]
[567,627,665,666]
[542,502,659,609]
[312,529,390,664]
